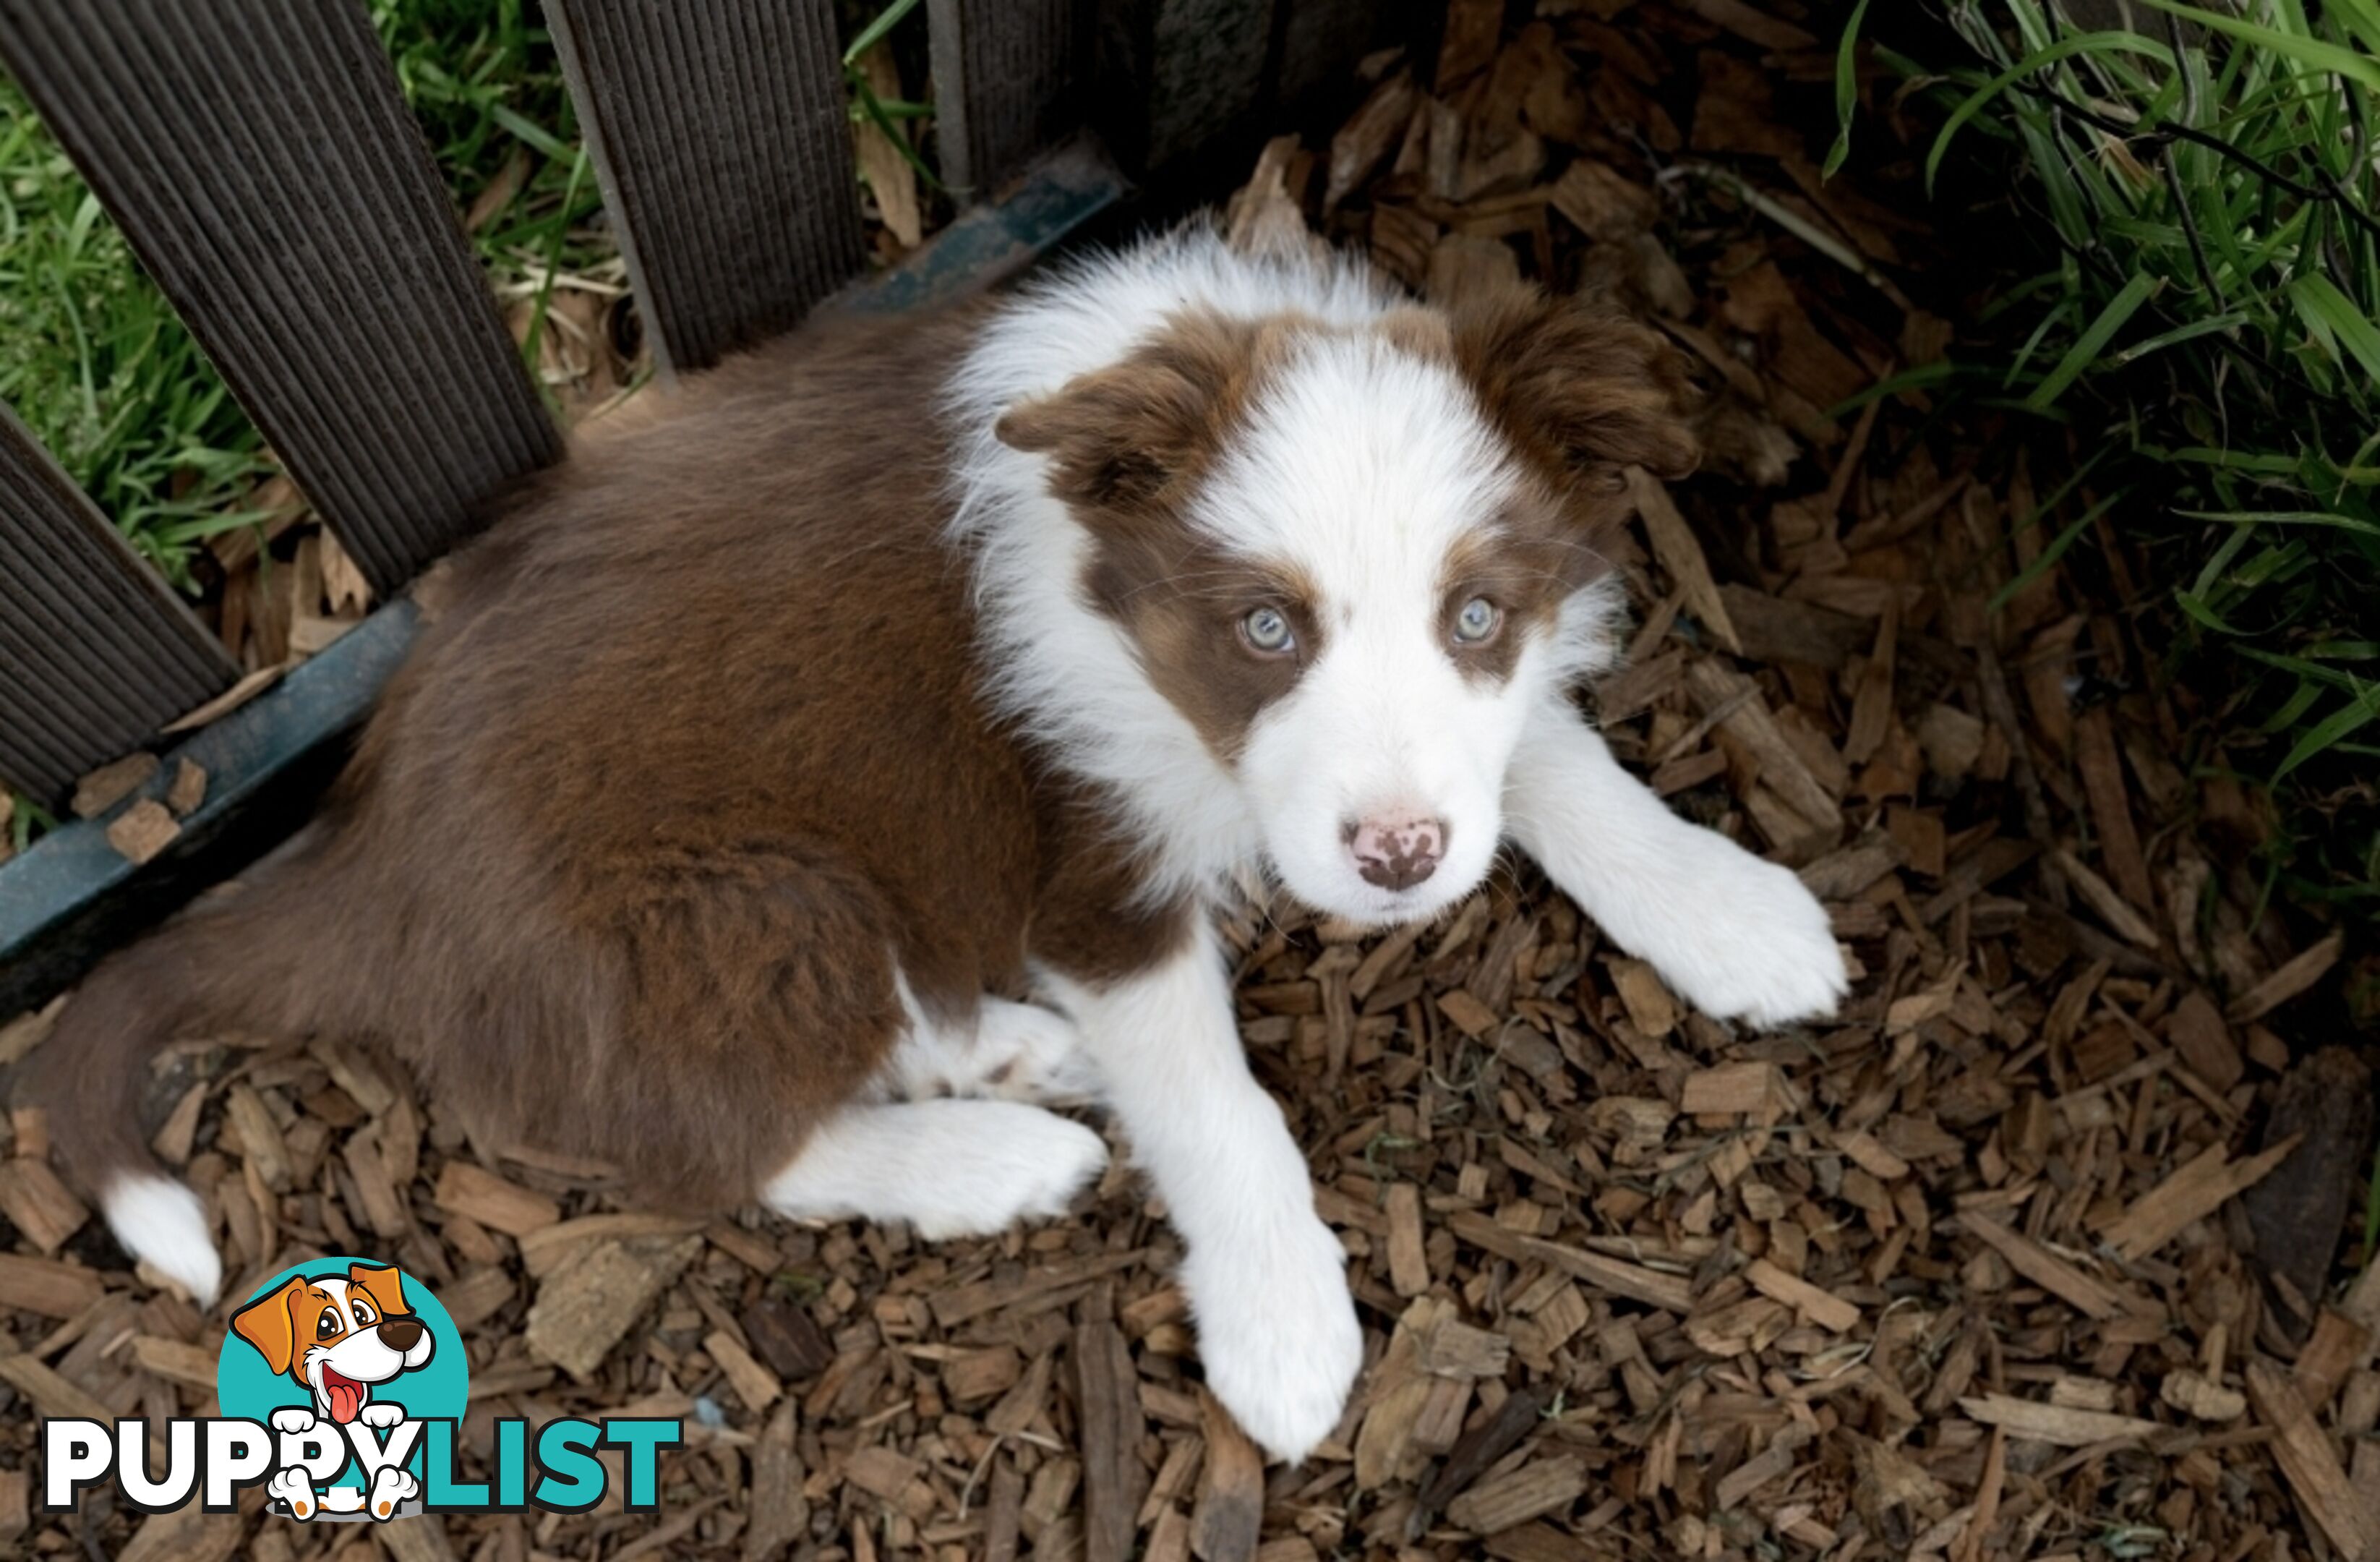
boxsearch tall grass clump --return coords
[1846,0,2380,921]
[0,0,599,588]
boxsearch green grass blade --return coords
[2024,272,2160,410]
[2137,0,2380,89]
[2289,276,2380,385]
[2274,686,2380,780]
[1823,0,1872,179]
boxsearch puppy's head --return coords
[231,1263,435,1423]
[997,285,1694,924]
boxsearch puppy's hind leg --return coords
[873,989,1103,1106]
[763,1100,1106,1240]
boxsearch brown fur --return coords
[24,276,1689,1235]
[25,304,1174,1217]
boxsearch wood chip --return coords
[523,1232,701,1380]
[1445,1456,1588,1534]
[1957,1394,2161,1448]
[432,1160,561,1237]
[105,800,180,865]
[2230,931,2343,1022]
[1629,466,1742,654]
[1744,1258,1859,1333]
[2248,1360,2380,1558]
[2096,1136,2299,1261]
[705,1326,782,1413]
[1956,1211,2129,1320]
[0,1158,88,1252]
[1191,1387,1264,1562]
[164,757,207,816]
[72,751,160,817]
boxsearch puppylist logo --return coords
[43,1258,681,1522]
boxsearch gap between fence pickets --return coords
[0,137,1127,1015]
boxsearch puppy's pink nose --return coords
[1346,814,1446,892]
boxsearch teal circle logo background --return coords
[215,1258,469,1487]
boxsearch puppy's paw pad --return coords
[267,1468,319,1520]
[368,1466,419,1518]
[1189,1215,1362,1464]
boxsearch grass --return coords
[0,0,609,591]
[1836,0,2380,923]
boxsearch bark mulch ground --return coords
[2,4,2371,1560]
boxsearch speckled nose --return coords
[1345,814,1445,891]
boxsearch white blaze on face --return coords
[1191,332,1542,923]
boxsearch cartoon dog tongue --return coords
[319,1366,366,1424]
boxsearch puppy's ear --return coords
[349,1262,411,1318]
[231,1278,307,1376]
[995,315,1267,513]
[1447,289,1698,496]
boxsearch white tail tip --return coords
[103,1174,221,1307]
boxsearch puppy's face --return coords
[998,289,1694,923]
[231,1263,435,1424]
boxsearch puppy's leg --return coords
[367,1465,419,1520]
[762,1100,1105,1239]
[1042,929,1361,1465]
[873,989,1100,1105]
[1505,695,1848,1027]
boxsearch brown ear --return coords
[1448,289,1698,493]
[231,1277,309,1376]
[349,1262,411,1318]
[995,315,1268,513]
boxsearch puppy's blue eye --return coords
[1453,597,1501,644]
[1241,606,1294,654]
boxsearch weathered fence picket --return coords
[544,0,869,375]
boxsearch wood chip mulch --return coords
[4,4,2372,1560]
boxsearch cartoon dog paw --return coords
[269,1407,318,1436]
[267,1466,321,1520]
[367,1464,420,1520]
[358,1401,406,1430]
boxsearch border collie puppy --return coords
[26,224,1844,1461]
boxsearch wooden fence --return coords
[0,0,1390,1009]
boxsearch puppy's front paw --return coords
[267,1467,320,1520]
[1186,1211,1362,1464]
[367,1465,419,1520]
[269,1407,317,1436]
[908,1105,1108,1240]
[357,1401,406,1430]
[1651,842,1849,1028]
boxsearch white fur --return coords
[367,1464,419,1519]
[293,1275,435,1422]
[869,975,1101,1105]
[1039,926,1361,1464]
[102,1173,221,1307]
[763,1099,1107,1240]
[946,226,1844,1461]
[1505,693,1849,1026]
[947,222,1604,920]
[266,1465,320,1521]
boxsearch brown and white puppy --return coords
[29,224,1844,1462]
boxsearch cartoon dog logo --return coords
[231,1261,434,1519]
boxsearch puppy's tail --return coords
[17,835,346,1308]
